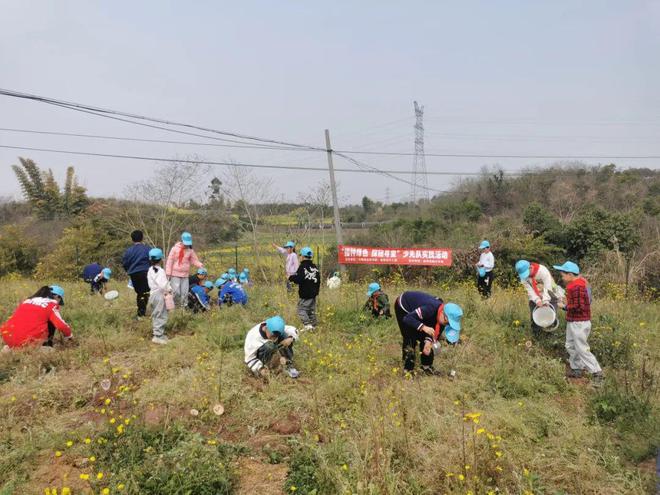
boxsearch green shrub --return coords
[89,422,239,494]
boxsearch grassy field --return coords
[0,279,658,495]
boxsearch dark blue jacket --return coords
[398,291,444,331]
[82,263,102,282]
[219,282,248,305]
[190,284,211,309]
[122,243,151,275]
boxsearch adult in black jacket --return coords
[288,246,320,331]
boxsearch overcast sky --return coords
[1,0,659,204]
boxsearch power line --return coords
[332,149,660,159]
[0,127,307,152]
[0,88,324,151]
[3,126,656,161]
[0,143,477,177]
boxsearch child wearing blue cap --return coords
[83,263,112,295]
[273,241,299,291]
[394,291,464,375]
[188,281,214,313]
[476,240,495,298]
[553,261,603,386]
[515,259,564,331]
[363,282,391,318]
[189,267,208,288]
[244,316,300,379]
[217,275,248,306]
[289,247,320,331]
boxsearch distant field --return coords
[0,279,657,494]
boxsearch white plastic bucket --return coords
[532,305,556,329]
[104,290,119,301]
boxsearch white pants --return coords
[148,292,168,338]
[170,276,189,308]
[566,321,602,374]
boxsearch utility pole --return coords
[324,129,346,273]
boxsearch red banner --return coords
[338,245,452,266]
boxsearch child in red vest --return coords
[553,261,603,386]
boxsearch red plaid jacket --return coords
[565,277,591,322]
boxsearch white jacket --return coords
[148,265,171,295]
[478,252,495,272]
[244,323,298,374]
[521,264,562,304]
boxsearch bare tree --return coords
[221,164,274,281]
[112,156,210,250]
[298,180,332,245]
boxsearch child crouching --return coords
[244,316,299,379]
[363,282,391,318]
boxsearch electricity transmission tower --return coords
[410,101,429,203]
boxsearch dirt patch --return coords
[25,454,89,494]
[271,413,301,435]
[236,457,288,495]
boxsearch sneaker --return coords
[420,365,443,376]
[285,367,300,379]
[1,345,10,354]
[591,373,604,387]
[302,324,315,332]
[566,368,583,378]
[151,336,169,345]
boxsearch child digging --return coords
[147,248,171,345]
[364,282,391,318]
[244,316,300,379]
[553,261,603,386]
[289,246,320,331]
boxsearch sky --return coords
[1,0,659,205]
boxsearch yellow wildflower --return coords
[84,438,91,444]
[55,451,62,457]
[65,441,73,448]
[97,472,104,480]
[80,473,90,480]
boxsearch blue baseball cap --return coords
[215,273,230,287]
[479,240,490,249]
[444,327,460,344]
[265,316,286,336]
[102,268,112,279]
[197,268,208,275]
[149,248,164,261]
[284,241,295,248]
[203,281,214,290]
[515,260,531,280]
[300,247,313,258]
[49,285,65,304]
[553,261,580,275]
[443,302,463,331]
[367,282,381,296]
[181,232,193,246]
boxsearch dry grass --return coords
[0,279,657,494]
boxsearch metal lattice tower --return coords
[410,101,429,203]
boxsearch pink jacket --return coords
[165,242,203,278]
[276,247,300,276]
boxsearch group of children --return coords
[0,231,603,387]
[472,238,602,385]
